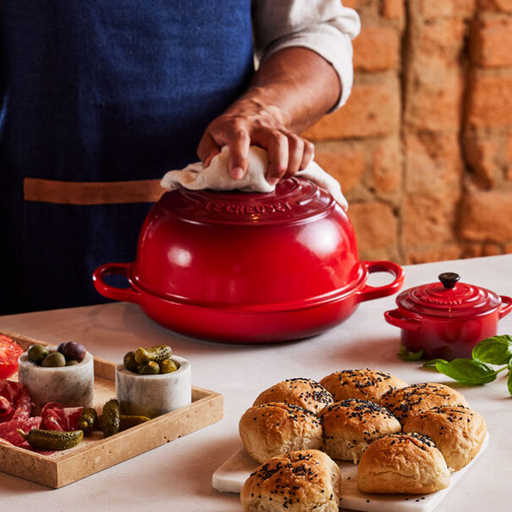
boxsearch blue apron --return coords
[0,0,254,313]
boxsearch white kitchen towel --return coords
[160,146,348,210]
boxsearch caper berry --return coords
[27,344,49,365]
[41,351,66,367]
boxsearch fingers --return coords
[300,139,315,171]
[254,131,314,184]
[197,112,315,185]
[197,133,221,168]
[226,127,251,180]
[284,135,305,178]
[197,118,251,179]
[265,131,289,185]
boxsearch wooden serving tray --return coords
[0,331,223,488]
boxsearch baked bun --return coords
[253,378,334,414]
[357,433,450,494]
[380,382,469,424]
[239,403,323,464]
[241,449,341,512]
[319,369,407,403]
[403,405,487,470]
[320,399,401,463]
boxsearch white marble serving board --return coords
[212,434,489,512]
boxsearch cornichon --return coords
[18,429,84,450]
[119,414,150,431]
[78,407,98,435]
[159,358,179,374]
[139,361,160,375]
[134,345,172,364]
[103,399,121,437]
[123,351,139,372]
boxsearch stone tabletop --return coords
[1,254,511,512]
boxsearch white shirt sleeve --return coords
[252,0,361,110]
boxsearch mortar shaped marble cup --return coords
[17,348,94,409]
[115,355,191,418]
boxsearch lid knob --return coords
[438,272,460,290]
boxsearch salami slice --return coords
[0,381,83,453]
[0,396,12,418]
[0,380,38,448]
[0,380,33,422]
[40,402,84,431]
[0,415,41,448]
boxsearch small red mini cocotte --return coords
[385,272,512,360]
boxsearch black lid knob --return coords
[439,272,460,289]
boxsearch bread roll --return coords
[320,398,401,463]
[380,382,469,424]
[239,403,323,464]
[253,378,334,414]
[319,369,407,403]
[403,405,487,470]
[241,449,341,512]
[357,433,450,494]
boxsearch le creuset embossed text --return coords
[93,177,404,343]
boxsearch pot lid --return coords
[157,176,336,226]
[396,272,502,319]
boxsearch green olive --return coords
[159,358,179,374]
[41,351,66,367]
[27,344,50,365]
[138,361,160,375]
[66,359,79,366]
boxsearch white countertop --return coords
[1,255,511,512]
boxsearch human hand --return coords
[197,93,315,185]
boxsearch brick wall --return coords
[304,0,512,264]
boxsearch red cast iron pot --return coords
[93,177,404,343]
[384,272,512,360]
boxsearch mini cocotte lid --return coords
[395,272,502,319]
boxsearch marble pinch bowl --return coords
[115,355,191,418]
[17,348,95,409]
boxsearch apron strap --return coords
[24,178,165,205]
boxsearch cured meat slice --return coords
[0,415,41,448]
[40,402,83,431]
[0,396,12,418]
[0,381,83,453]
[0,380,33,422]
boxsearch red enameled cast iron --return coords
[385,272,512,360]
[93,177,404,343]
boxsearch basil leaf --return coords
[398,342,424,361]
[472,335,512,365]
[434,358,498,385]
[508,371,512,397]
[423,358,448,369]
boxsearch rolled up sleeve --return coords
[252,0,361,110]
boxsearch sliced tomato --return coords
[0,334,24,379]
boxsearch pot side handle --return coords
[356,261,405,302]
[384,309,421,331]
[499,295,512,319]
[92,263,140,304]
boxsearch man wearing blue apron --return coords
[0,1,359,314]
